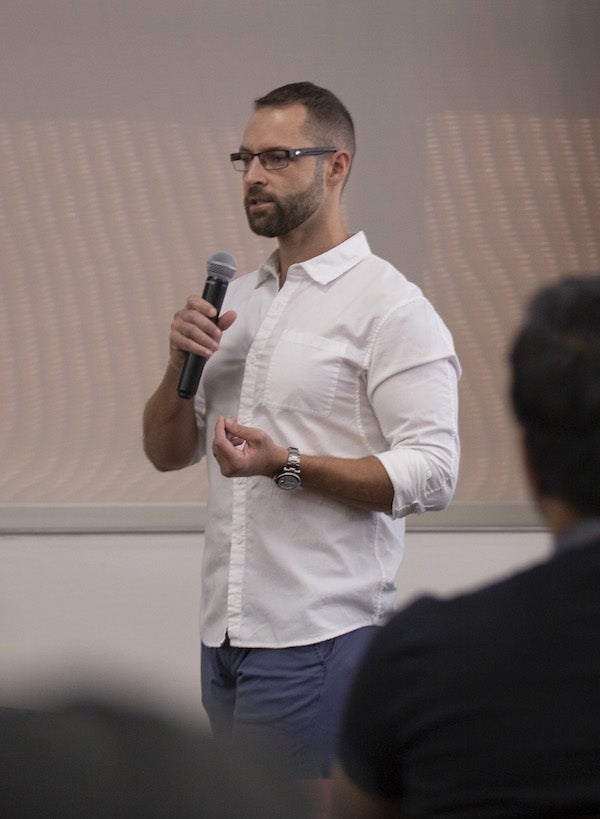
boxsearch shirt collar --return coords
[256,251,280,287]
[254,231,370,288]
[554,517,600,554]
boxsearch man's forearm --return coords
[299,453,394,513]
[214,417,395,513]
[143,363,200,471]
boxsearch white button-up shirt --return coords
[194,232,460,647]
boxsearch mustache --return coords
[245,187,275,203]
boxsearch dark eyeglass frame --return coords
[230,147,338,172]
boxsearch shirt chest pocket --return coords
[263,330,347,417]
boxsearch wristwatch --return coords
[274,446,301,490]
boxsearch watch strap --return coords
[274,446,301,488]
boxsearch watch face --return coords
[276,472,301,490]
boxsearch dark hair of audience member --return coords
[510,274,600,515]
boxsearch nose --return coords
[243,155,267,184]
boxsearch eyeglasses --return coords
[230,147,338,172]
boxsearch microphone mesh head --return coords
[207,252,237,280]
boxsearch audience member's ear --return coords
[517,424,542,503]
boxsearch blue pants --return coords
[201,626,378,778]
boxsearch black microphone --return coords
[177,251,237,399]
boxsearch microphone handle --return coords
[176,276,230,399]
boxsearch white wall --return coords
[0,530,551,723]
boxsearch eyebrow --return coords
[237,145,288,153]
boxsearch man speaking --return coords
[143,82,460,812]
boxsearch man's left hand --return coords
[212,416,286,479]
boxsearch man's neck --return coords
[536,495,584,538]
[277,225,350,287]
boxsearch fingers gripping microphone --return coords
[177,252,237,399]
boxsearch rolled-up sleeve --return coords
[369,297,461,519]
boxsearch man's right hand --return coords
[168,295,237,371]
[142,297,237,472]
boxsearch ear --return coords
[517,422,580,534]
[326,149,352,188]
[517,423,549,517]
[517,424,539,495]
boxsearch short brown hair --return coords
[254,81,355,157]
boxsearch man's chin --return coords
[247,218,278,238]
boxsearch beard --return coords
[244,170,324,238]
